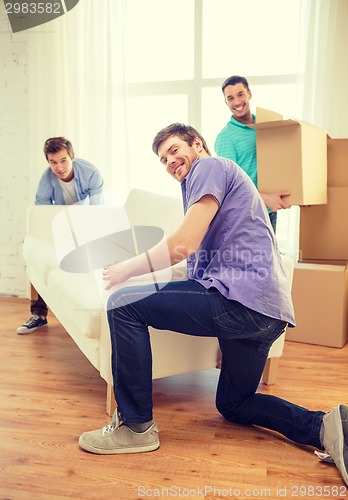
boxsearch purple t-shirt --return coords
[181,156,295,327]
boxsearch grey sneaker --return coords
[79,411,159,455]
[322,404,348,486]
[17,314,48,334]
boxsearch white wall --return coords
[0,5,29,297]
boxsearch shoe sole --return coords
[17,324,48,335]
[324,404,348,485]
[78,436,160,455]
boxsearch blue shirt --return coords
[215,114,257,186]
[35,158,104,205]
[181,156,295,326]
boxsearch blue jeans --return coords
[31,294,48,317]
[269,211,277,232]
[107,280,324,449]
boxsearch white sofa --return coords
[23,189,293,415]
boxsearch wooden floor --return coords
[1,297,348,500]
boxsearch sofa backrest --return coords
[25,190,185,275]
[125,189,183,236]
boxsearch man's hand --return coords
[103,262,130,290]
[260,191,291,212]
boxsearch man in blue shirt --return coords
[35,137,103,205]
[17,136,104,334]
[78,123,348,489]
[215,75,290,232]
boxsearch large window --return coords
[123,0,302,201]
[24,0,341,271]
[202,0,301,78]
[126,94,188,196]
[124,0,195,83]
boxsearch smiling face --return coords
[223,82,253,124]
[47,148,75,182]
[158,135,206,182]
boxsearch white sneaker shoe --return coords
[322,404,348,486]
[79,411,159,455]
[17,314,47,334]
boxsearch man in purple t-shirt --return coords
[79,124,348,489]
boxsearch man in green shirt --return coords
[215,75,290,232]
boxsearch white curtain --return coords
[301,0,348,137]
[277,0,348,260]
[27,0,129,203]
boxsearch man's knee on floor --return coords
[216,399,244,423]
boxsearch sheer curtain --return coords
[27,0,129,204]
[301,0,348,137]
[277,0,348,260]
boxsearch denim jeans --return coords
[107,280,324,449]
[269,211,277,233]
[30,294,48,317]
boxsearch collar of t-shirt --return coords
[58,177,78,205]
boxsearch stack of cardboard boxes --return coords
[253,109,348,348]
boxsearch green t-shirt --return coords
[214,114,257,187]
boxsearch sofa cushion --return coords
[125,189,183,235]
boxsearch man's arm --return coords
[260,191,291,212]
[88,170,104,205]
[35,191,53,205]
[35,172,54,205]
[103,194,219,290]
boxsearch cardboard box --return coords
[299,138,348,262]
[256,107,283,123]
[251,108,327,206]
[299,187,348,261]
[327,138,348,187]
[287,262,348,348]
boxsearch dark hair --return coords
[152,123,211,156]
[222,75,250,93]
[43,137,74,160]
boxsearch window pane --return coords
[127,95,188,196]
[251,83,301,118]
[201,86,229,155]
[125,0,194,83]
[202,0,301,78]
